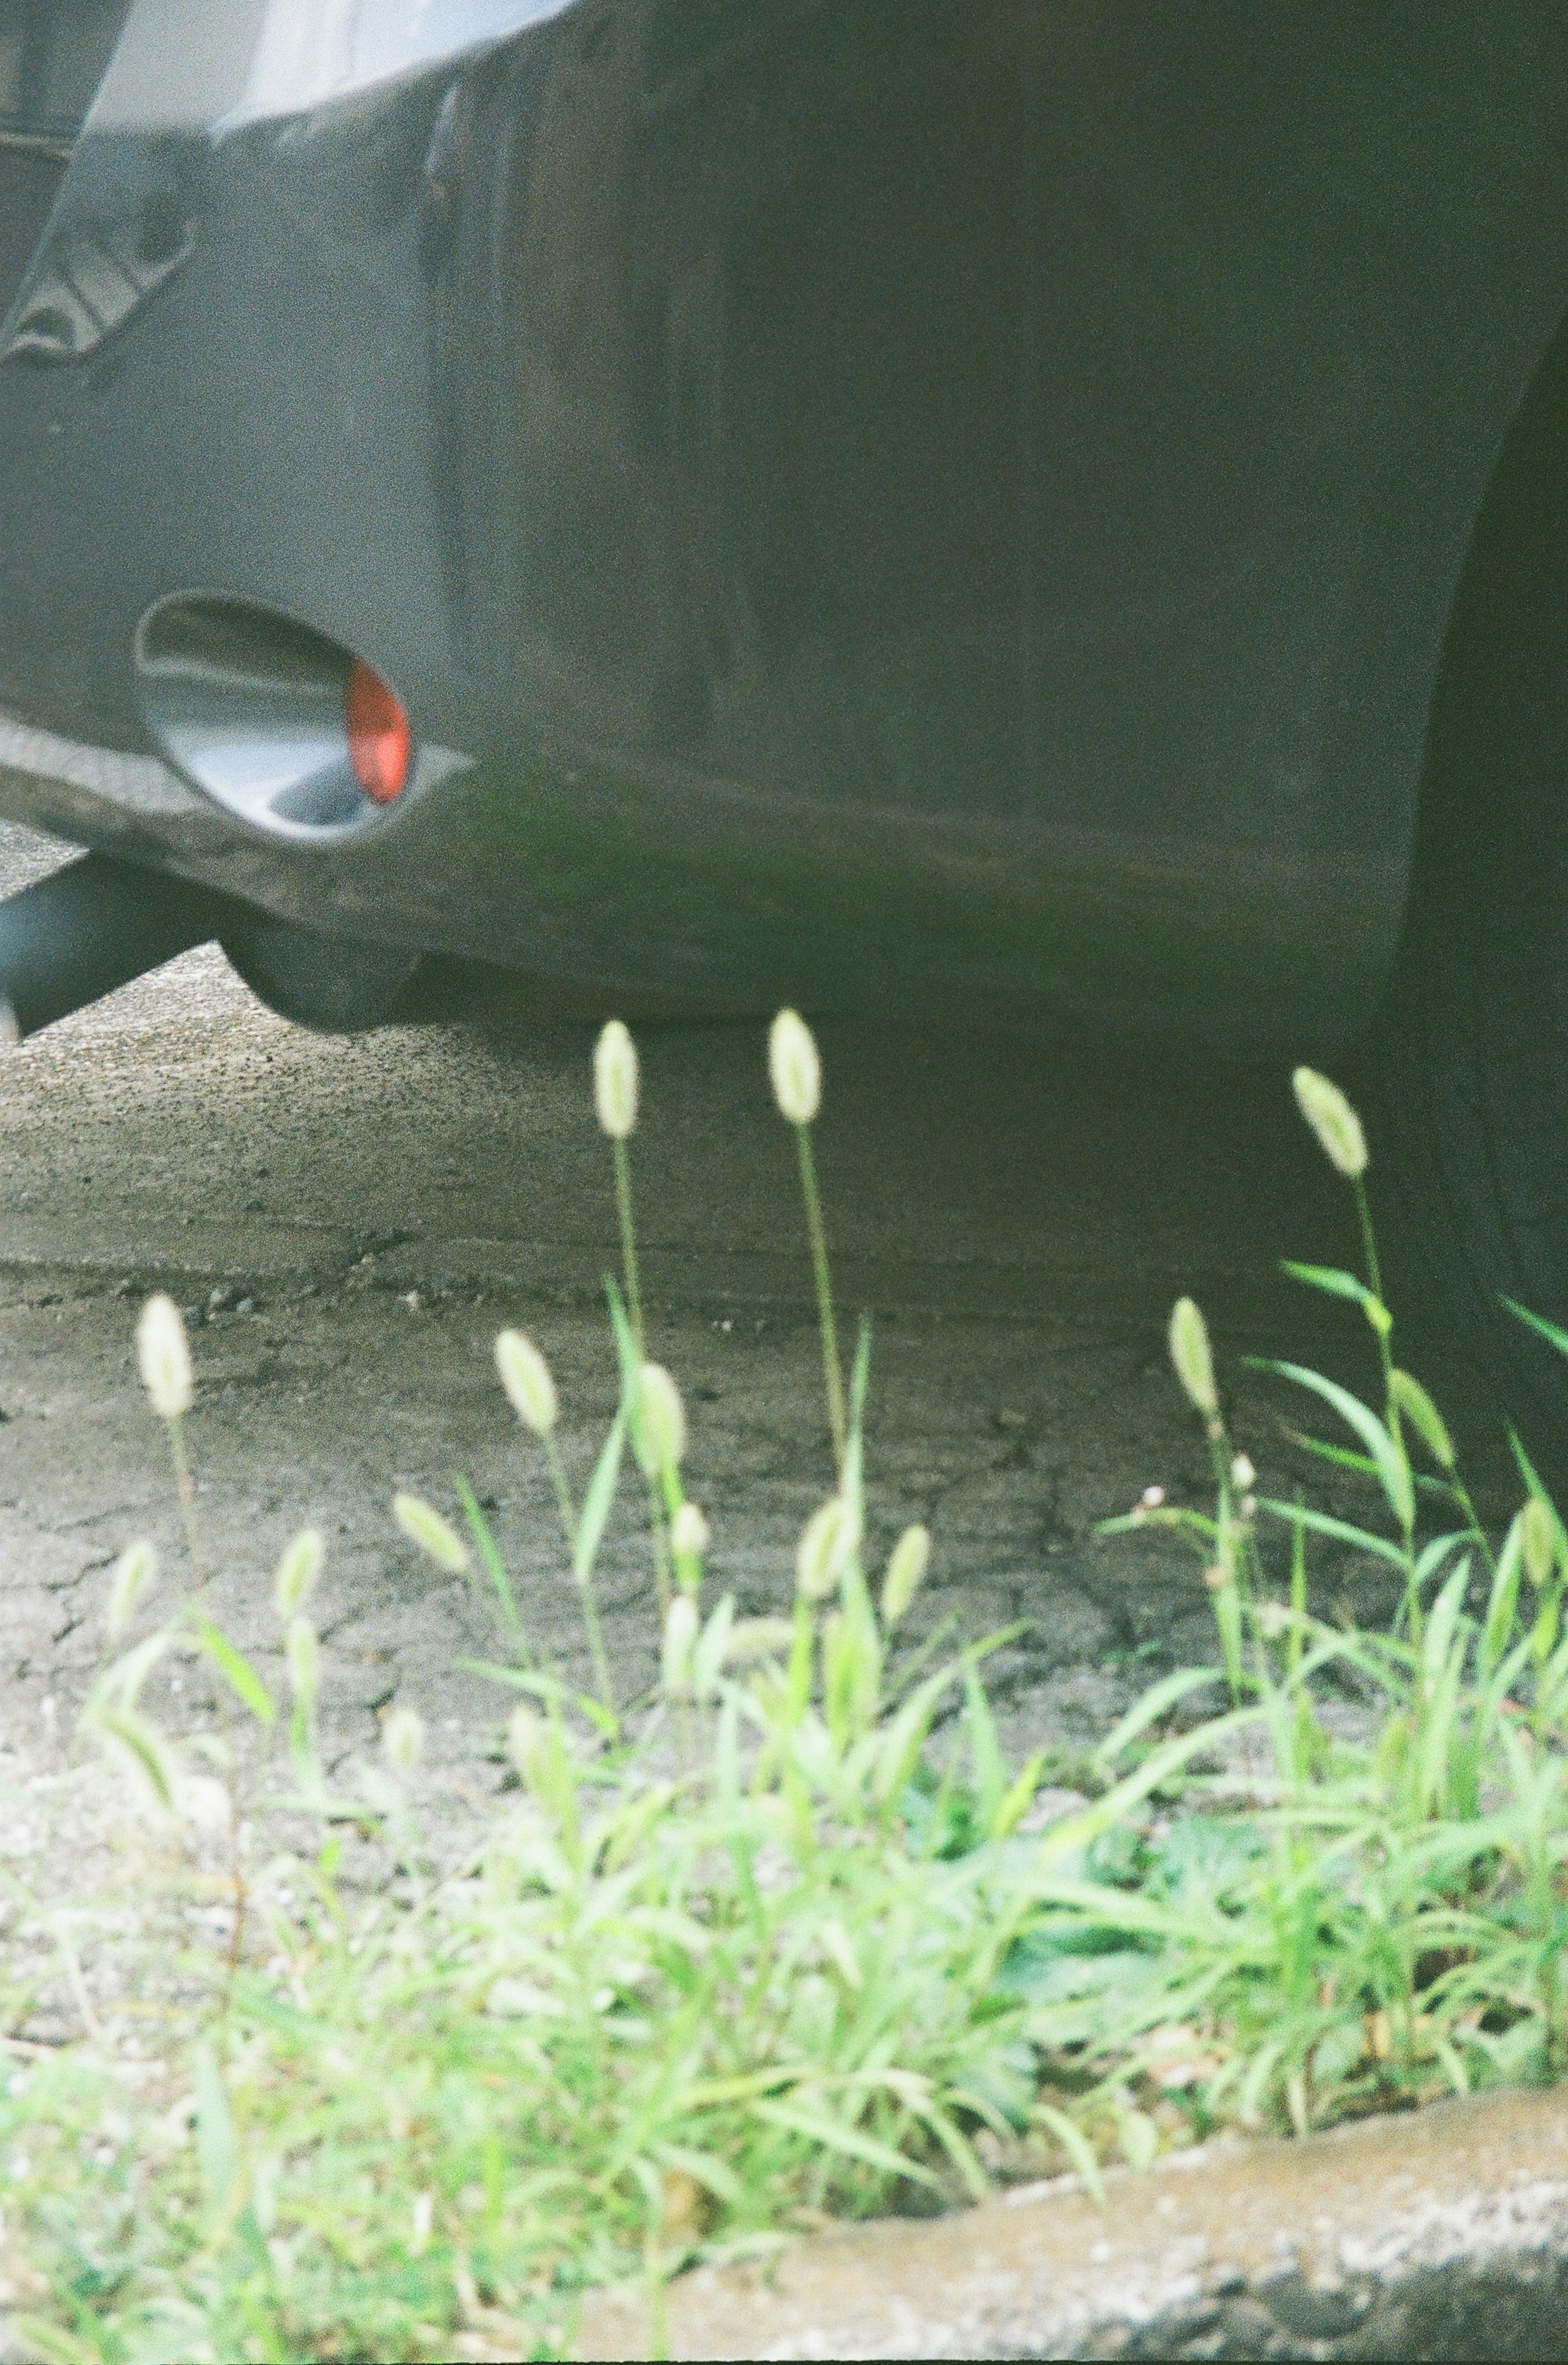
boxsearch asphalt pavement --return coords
[0,816,1422,1780]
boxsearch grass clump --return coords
[0,1042,1565,2361]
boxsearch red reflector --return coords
[345,659,411,804]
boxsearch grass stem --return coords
[166,1415,203,1585]
[458,1475,535,1668]
[615,1139,644,1358]
[795,1123,846,1472]
[575,1575,616,1721]
[648,1489,673,1624]
[539,1441,615,1717]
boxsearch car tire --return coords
[1374,381,1568,1464]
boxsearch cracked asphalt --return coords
[0,815,1474,1787]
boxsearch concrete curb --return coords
[574,2086,1568,2360]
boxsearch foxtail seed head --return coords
[768,1008,821,1125]
[795,1494,859,1601]
[672,1501,710,1559]
[1292,1068,1368,1179]
[136,1294,192,1421]
[662,1593,698,1692]
[593,1019,639,1139]
[1520,1494,1557,1592]
[1169,1296,1218,1419]
[633,1362,686,1474]
[107,1541,158,1642]
[285,1617,320,1714]
[393,1492,470,1575]
[97,1706,178,1817]
[273,1528,324,1621]
[723,1615,796,1666]
[880,1523,931,1625]
[495,1328,558,1435]
[382,1703,425,1773]
[507,1702,544,1782]
[1388,1369,1454,1470]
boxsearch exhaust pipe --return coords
[0,851,428,1037]
[0,852,228,1041]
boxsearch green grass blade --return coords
[653,2143,745,2210]
[87,1630,173,1715]
[1278,1425,1381,1480]
[192,2042,241,2230]
[1094,1666,1227,1769]
[455,1658,620,1737]
[191,1619,276,1726]
[1507,1427,1568,1566]
[1252,1360,1413,1529]
[9,2321,102,2365]
[1254,1499,1408,1566]
[962,1654,1007,1822]
[1481,1517,1524,1677]
[455,1474,530,1662]
[1502,1296,1568,1359]
[1412,1530,1474,1594]
[913,2100,991,2202]
[849,1318,872,1439]
[91,1708,178,1810]
[1045,1704,1271,1866]
[1034,2105,1107,2205]
[1421,1558,1470,1685]
[574,1404,628,1583]
[604,1271,640,1386]
[1279,1261,1385,1320]
[750,2098,938,2186]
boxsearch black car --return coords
[3,2,1568,1425]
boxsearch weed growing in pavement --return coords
[0,1037,1564,2361]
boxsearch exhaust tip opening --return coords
[135,595,416,840]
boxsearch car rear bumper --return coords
[7,2,1561,1051]
[0,690,1401,1053]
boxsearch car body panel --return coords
[0,1,1565,1045]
